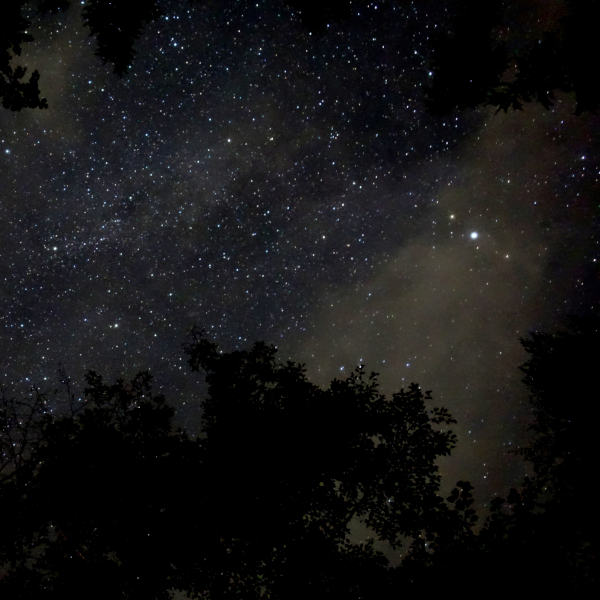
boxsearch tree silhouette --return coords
[1,328,472,598]
[1,0,165,111]
[5,1,598,114]
[407,312,599,594]
[181,328,462,598]
[516,312,600,492]
[425,0,600,116]
[509,312,598,590]
[5,322,594,595]
[0,369,198,599]
[1,1,48,110]
[0,0,356,111]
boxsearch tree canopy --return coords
[405,311,600,595]
[0,369,198,599]
[424,0,600,116]
[1,0,349,111]
[1,321,596,597]
[5,0,597,115]
[1,327,467,599]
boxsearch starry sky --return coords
[1,0,599,531]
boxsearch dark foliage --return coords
[510,312,599,590]
[0,0,353,111]
[516,313,600,491]
[1,327,466,598]
[0,0,47,110]
[182,328,461,598]
[0,369,197,599]
[7,0,596,115]
[2,321,595,596]
[404,312,600,594]
[425,0,600,116]
[1,0,163,110]
[81,0,163,76]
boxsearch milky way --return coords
[1,0,599,540]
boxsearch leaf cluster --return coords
[425,0,600,116]
[403,311,599,594]
[3,317,596,597]
[0,327,465,599]
[0,0,351,111]
[0,369,197,599]
[183,327,461,597]
[0,0,47,110]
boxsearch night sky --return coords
[1,0,599,540]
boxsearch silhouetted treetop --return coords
[1,327,469,598]
[515,312,600,499]
[2,323,596,596]
[0,0,356,111]
[0,1,47,110]
[402,312,600,595]
[0,368,197,599]
[10,0,598,116]
[183,327,460,555]
[425,0,600,116]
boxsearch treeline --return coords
[3,0,599,115]
[0,318,597,598]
